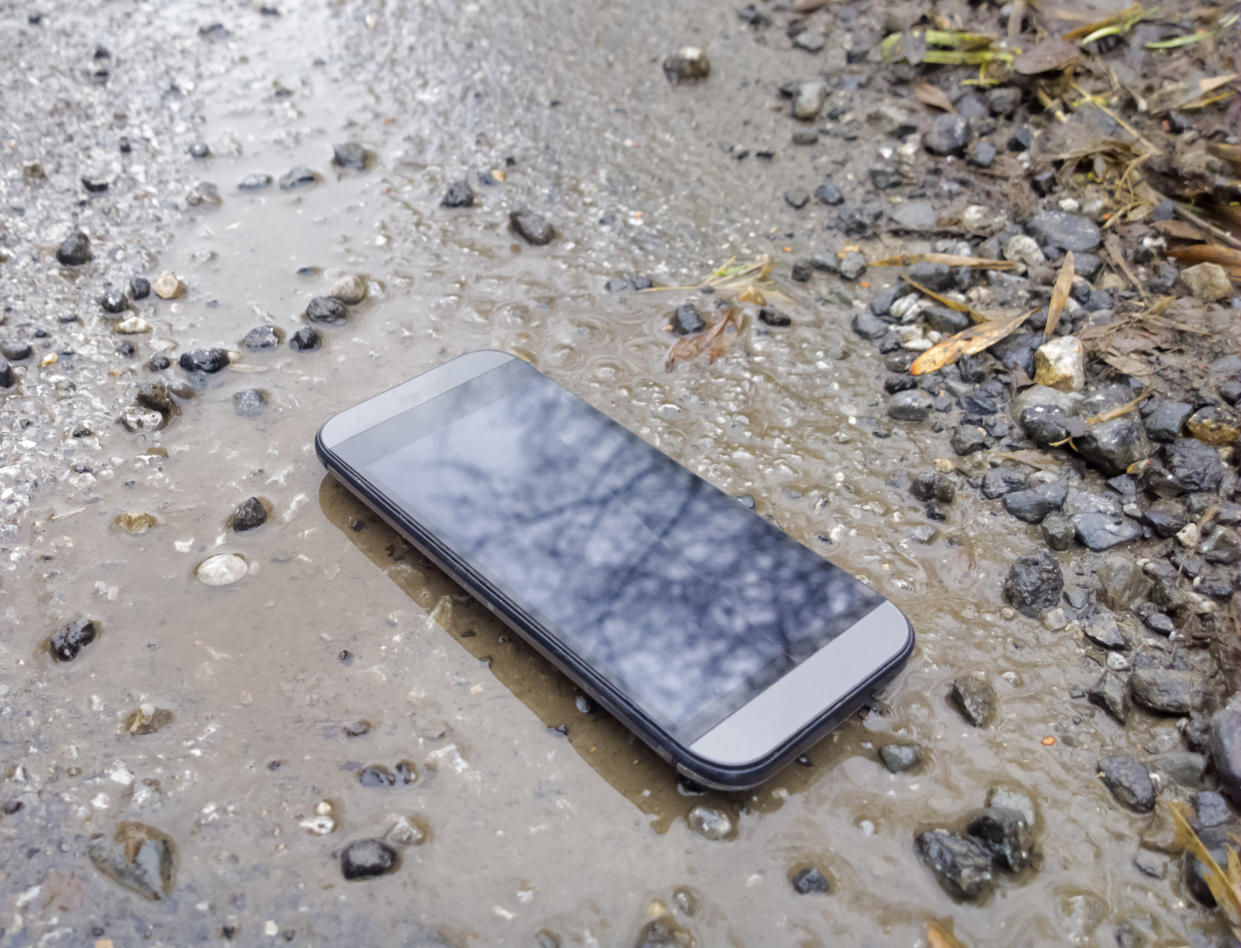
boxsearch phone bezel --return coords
[316,349,915,789]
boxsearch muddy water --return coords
[0,0,1228,945]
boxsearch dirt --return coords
[1,0,1238,945]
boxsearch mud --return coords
[0,0,1236,945]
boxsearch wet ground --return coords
[1,0,1238,945]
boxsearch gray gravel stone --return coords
[1099,755,1156,812]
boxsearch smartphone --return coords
[316,350,914,789]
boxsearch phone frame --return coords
[316,349,914,789]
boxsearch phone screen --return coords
[337,358,883,744]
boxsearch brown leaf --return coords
[665,305,743,372]
[913,81,956,112]
[997,449,1062,470]
[1101,352,1156,376]
[1013,38,1081,75]
[901,275,983,321]
[1045,251,1074,340]
[910,309,1033,376]
[869,253,1015,270]
[1166,243,1241,275]
[926,919,969,948]
[1152,219,1206,241]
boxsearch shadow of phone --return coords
[318,474,846,833]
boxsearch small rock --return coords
[117,512,157,534]
[119,405,164,432]
[306,296,348,323]
[758,307,791,327]
[915,829,994,900]
[239,173,273,190]
[924,114,972,156]
[384,814,428,847]
[1186,405,1240,446]
[1072,513,1142,551]
[672,301,705,335]
[278,165,318,189]
[114,316,150,334]
[0,358,15,388]
[784,190,809,210]
[88,822,176,900]
[333,142,370,170]
[1076,416,1149,478]
[888,390,934,422]
[152,271,186,299]
[791,866,830,894]
[340,839,399,880]
[1028,211,1101,253]
[911,472,956,504]
[1033,337,1084,392]
[687,804,731,840]
[441,179,474,208]
[49,618,97,662]
[290,327,321,352]
[100,288,129,314]
[982,468,1029,500]
[838,251,867,281]
[243,326,281,350]
[178,348,229,373]
[663,47,710,82]
[1004,234,1045,269]
[1143,400,1193,442]
[509,208,556,245]
[129,276,151,299]
[197,553,247,587]
[815,182,843,205]
[185,181,221,206]
[1208,709,1241,805]
[1041,514,1075,551]
[1162,439,1222,493]
[791,81,828,121]
[1180,262,1231,301]
[967,141,996,168]
[1084,613,1128,650]
[1,341,33,361]
[879,742,922,773]
[951,676,997,728]
[233,388,267,417]
[1003,480,1067,523]
[123,705,173,736]
[965,807,1035,871]
[1003,553,1063,617]
[1129,669,1206,715]
[1185,826,1231,907]
[56,231,92,266]
[1088,670,1129,724]
[1151,752,1207,789]
[1098,755,1156,812]
[951,424,989,455]
[634,916,695,948]
[232,497,268,532]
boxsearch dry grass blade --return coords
[997,449,1062,470]
[901,275,984,322]
[926,919,970,948]
[1084,389,1147,425]
[910,308,1034,376]
[1045,251,1074,340]
[1170,803,1241,937]
[1167,243,1241,275]
[664,305,743,372]
[1066,2,1156,43]
[870,253,1015,270]
[914,82,955,112]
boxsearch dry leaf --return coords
[1045,251,1074,340]
[910,309,1033,375]
[1166,243,1241,275]
[913,81,956,112]
[1013,38,1081,75]
[1152,219,1206,241]
[902,275,983,321]
[926,919,970,948]
[997,449,1062,470]
[869,253,1016,270]
[665,305,743,372]
[1101,352,1156,376]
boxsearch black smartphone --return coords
[316,350,914,789]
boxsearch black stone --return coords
[1185,825,1231,907]
[56,231,92,266]
[758,307,791,327]
[1142,400,1192,442]
[1002,480,1066,523]
[915,829,994,900]
[2,341,33,361]
[1027,211,1101,253]
[838,251,866,281]
[340,839,398,880]
[879,742,922,773]
[981,467,1028,499]
[988,87,1021,116]
[1006,127,1033,152]
[924,114,972,156]
[1003,553,1063,617]
[1098,755,1156,812]
[509,209,556,245]
[1041,515,1075,551]
[790,259,812,282]
[278,166,318,189]
[1072,513,1142,551]
[888,390,934,422]
[49,618,97,662]
[178,348,229,373]
[188,141,209,158]
[1162,439,1223,493]
[289,327,321,352]
[1088,670,1129,724]
[965,807,1034,872]
[1019,405,1079,446]
[233,389,267,417]
[1129,669,1206,715]
[911,472,956,503]
[441,180,474,208]
[870,285,902,316]
[852,310,890,340]
[791,866,830,895]
[951,676,997,728]
[1143,498,1189,537]
[672,302,705,335]
[243,326,281,350]
[130,276,151,299]
[100,289,128,314]
[950,424,989,455]
[232,497,267,532]
[1208,709,1241,805]
[332,142,370,170]
[784,190,809,210]
[306,296,348,323]
[0,359,14,388]
[907,262,953,291]
[1084,613,1128,650]
[1075,416,1149,477]
[925,305,971,333]
[814,183,843,205]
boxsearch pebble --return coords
[188,141,209,158]
[119,405,164,432]
[791,81,828,121]
[1075,415,1149,478]
[152,271,186,299]
[233,388,268,417]
[672,301,705,335]
[306,296,348,323]
[123,705,173,736]
[232,497,268,532]
[1003,553,1063,617]
[687,804,731,840]
[1129,669,1206,715]
[1162,438,1222,493]
[509,208,557,245]
[179,348,229,373]
[130,276,151,299]
[384,814,429,847]
[888,390,934,421]
[1033,337,1084,392]
[186,181,221,206]
[1098,755,1156,812]
[838,251,867,281]
[1180,262,1231,301]
[915,829,994,900]
[56,231,92,266]
[1143,400,1192,442]
[333,142,370,170]
[951,675,997,728]
[1,341,33,361]
[967,141,996,167]
[1084,613,1129,650]
[88,822,176,900]
[1186,405,1240,446]
[100,288,129,314]
[965,807,1035,871]
[197,554,248,587]
[791,867,830,894]
[1027,211,1101,253]
[879,742,922,772]
[1072,513,1142,551]
[239,172,273,190]
[923,114,972,156]
[663,47,710,82]
[1089,670,1129,724]
[49,618,97,662]
[815,182,844,205]
[911,472,956,504]
[1208,708,1241,804]
[340,839,399,880]
[441,179,474,208]
[1003,480,1066,523]
[114,316,150,334]
[243,326,281,350]
[1041,514,1075,550]
[950,424,989,455]
[290,327,321,352]
[278,165,318,189]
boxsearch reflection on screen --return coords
[355,360,883,742]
